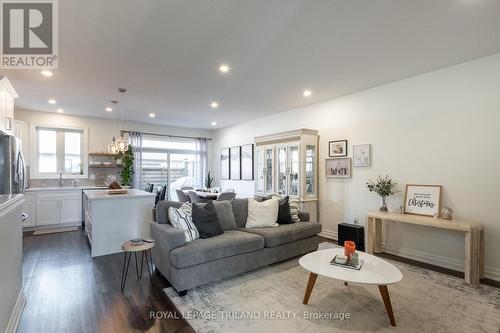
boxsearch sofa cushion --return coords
[156,201,183,224]
[168,204,199,242]
[231,198,248,228]
[212,201,237,230]
[241,222,322,248]
[169,230,265,268]
[192,201,224,239]
[245,198,279,228]
[277,196,293,224]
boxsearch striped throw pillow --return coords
[168,203,199,242]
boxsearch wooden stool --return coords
[120,240,155,292]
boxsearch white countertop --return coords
[26,186,107,192]
[0,194,24,212]
[83,189,156,200]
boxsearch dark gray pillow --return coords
[213,201,237,230]
[156,201,183,224]
[231,198,248,228]
[192,201,224,239]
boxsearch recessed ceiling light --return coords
[210,101,219,109]
[41,70,53,77]
[149,113,155,118]
[105,107,113,112]
[219,64,230,73]
[303,90,312,97]
[211,121,217,126]
[48,99,56,104]
[56,109,64,113]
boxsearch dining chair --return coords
[144,183,154,193]
[176,189,190,203]
[216,192,236,201]
[188,191,208,204]
[180,186,194,190]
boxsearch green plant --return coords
[114,146,134,186]
[367,175,396,211]
[205,171,214,189]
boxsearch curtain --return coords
[129,131,143,189]
[194,138,208,188]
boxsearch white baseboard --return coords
[318,227,500,282]
[5,291,26,333]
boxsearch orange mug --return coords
[344,241,356,258]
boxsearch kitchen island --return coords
[83,189,156,257]
[0,194,25,333]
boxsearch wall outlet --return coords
[353,218,359,225]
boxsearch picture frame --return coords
[404,184,442,217]
[353,144,371,167]
[329,140,348,157]
[241,144,254,180]
[229,146,241,180]
[325,158,351,178]
[220,148,230,180]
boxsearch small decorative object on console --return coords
[350,252,359,266]
[334,255,348,265]
[440,207,453,220]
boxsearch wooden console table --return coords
[367,212,484,285]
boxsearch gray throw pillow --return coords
[213,201,237,230]
[156,201,183,224]
[231,198,248,228]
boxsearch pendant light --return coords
[107,100,118,154]
[115,88,129,153]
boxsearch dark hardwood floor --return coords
[19,228,194,333]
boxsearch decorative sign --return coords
[404,185,442,217]
[353,144,370,167]
[229,146,241,180]
[241,144,254,180]
[325,158,351,178]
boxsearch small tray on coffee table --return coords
[330,255,364,270]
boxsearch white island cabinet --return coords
[0,194,25,333]
[84,189,156,257]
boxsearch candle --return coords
[344,241,356,258]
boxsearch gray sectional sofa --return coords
[150,198,322,296]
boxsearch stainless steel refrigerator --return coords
[0,135,26,194]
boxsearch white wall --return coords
[212,53,500,281]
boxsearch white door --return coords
[60,193,82,224]
[36,194,60,226]
[22,192,36,227]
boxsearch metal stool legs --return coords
[120,250,154,292]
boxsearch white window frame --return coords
[30,123,89,179]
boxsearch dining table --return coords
[183,190,220,200]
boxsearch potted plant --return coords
[367,175,396,211]
[205,171,214,191]
[114,146,134,187]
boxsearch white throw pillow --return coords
[245,198,279,228]
[168,203,199,242]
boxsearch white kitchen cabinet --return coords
[0,77,18,136]
[36,193,61,226]
[22,192,36,227]
[60,192,83,224]
[28,189,83,227]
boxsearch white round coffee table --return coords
[299,248,403,326]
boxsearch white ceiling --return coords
[3,0,500,129]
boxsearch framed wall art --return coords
[329,140,348,157]
[229,146,241,180]
[220,148,230,180]
[404,184,442,217]
[353,144,371,167]
[325,158,351,178]
[241,144,254,180]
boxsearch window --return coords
[32,125,88,178]
[140,135,205,200]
